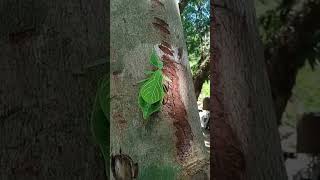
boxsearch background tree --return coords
[256,0,320,124]
[211,0,287,179]
[180,0,320,123]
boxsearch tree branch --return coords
[179,0,189,13]
[193,54,210,99]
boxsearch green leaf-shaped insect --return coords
[138,49,170,119]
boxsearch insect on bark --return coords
[138,48,171,120]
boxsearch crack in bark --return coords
[152,22,171,35]
[159,44,174,56]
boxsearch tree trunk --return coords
[211,1,287,180]
[0,0,107,179]
[110,0,208,179]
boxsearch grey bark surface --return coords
[0,0,107,179]
[211,0,287,180]
[110,0,208,179]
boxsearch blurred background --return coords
[180,0,210,108]
[180,0,320,179]
[256,0,320,179]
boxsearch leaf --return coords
[140,70,164,104]
[90,76,110,178]
[98,77,109,117]
[150,50,163,69]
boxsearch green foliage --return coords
[255,0,278,17]
[258,9,283,44]
[282,62,320,126]
[257,0,320,68]
[256,0,286,44]
[138,50,167,120]
[90,75,110,178]
[181,0,210,101]
[181,0,209,74]
[294,63,320,112]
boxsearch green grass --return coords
[282,62,320,126]
[294,63,320,111]
[198,80,210,105]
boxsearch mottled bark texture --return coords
[0,0,107,179]
[211,0,287,180]
[110,0,208,179]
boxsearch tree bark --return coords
[110,0,208,179]
[0,0,107,179]
[211,0,287,180]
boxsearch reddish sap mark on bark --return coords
[161,55,194,162]
[161,41,172,49]
[151,0,164,8]
[112,112,127,131]
[152,22,170,35]
[158,44,174,56]
[154,17,169,27]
